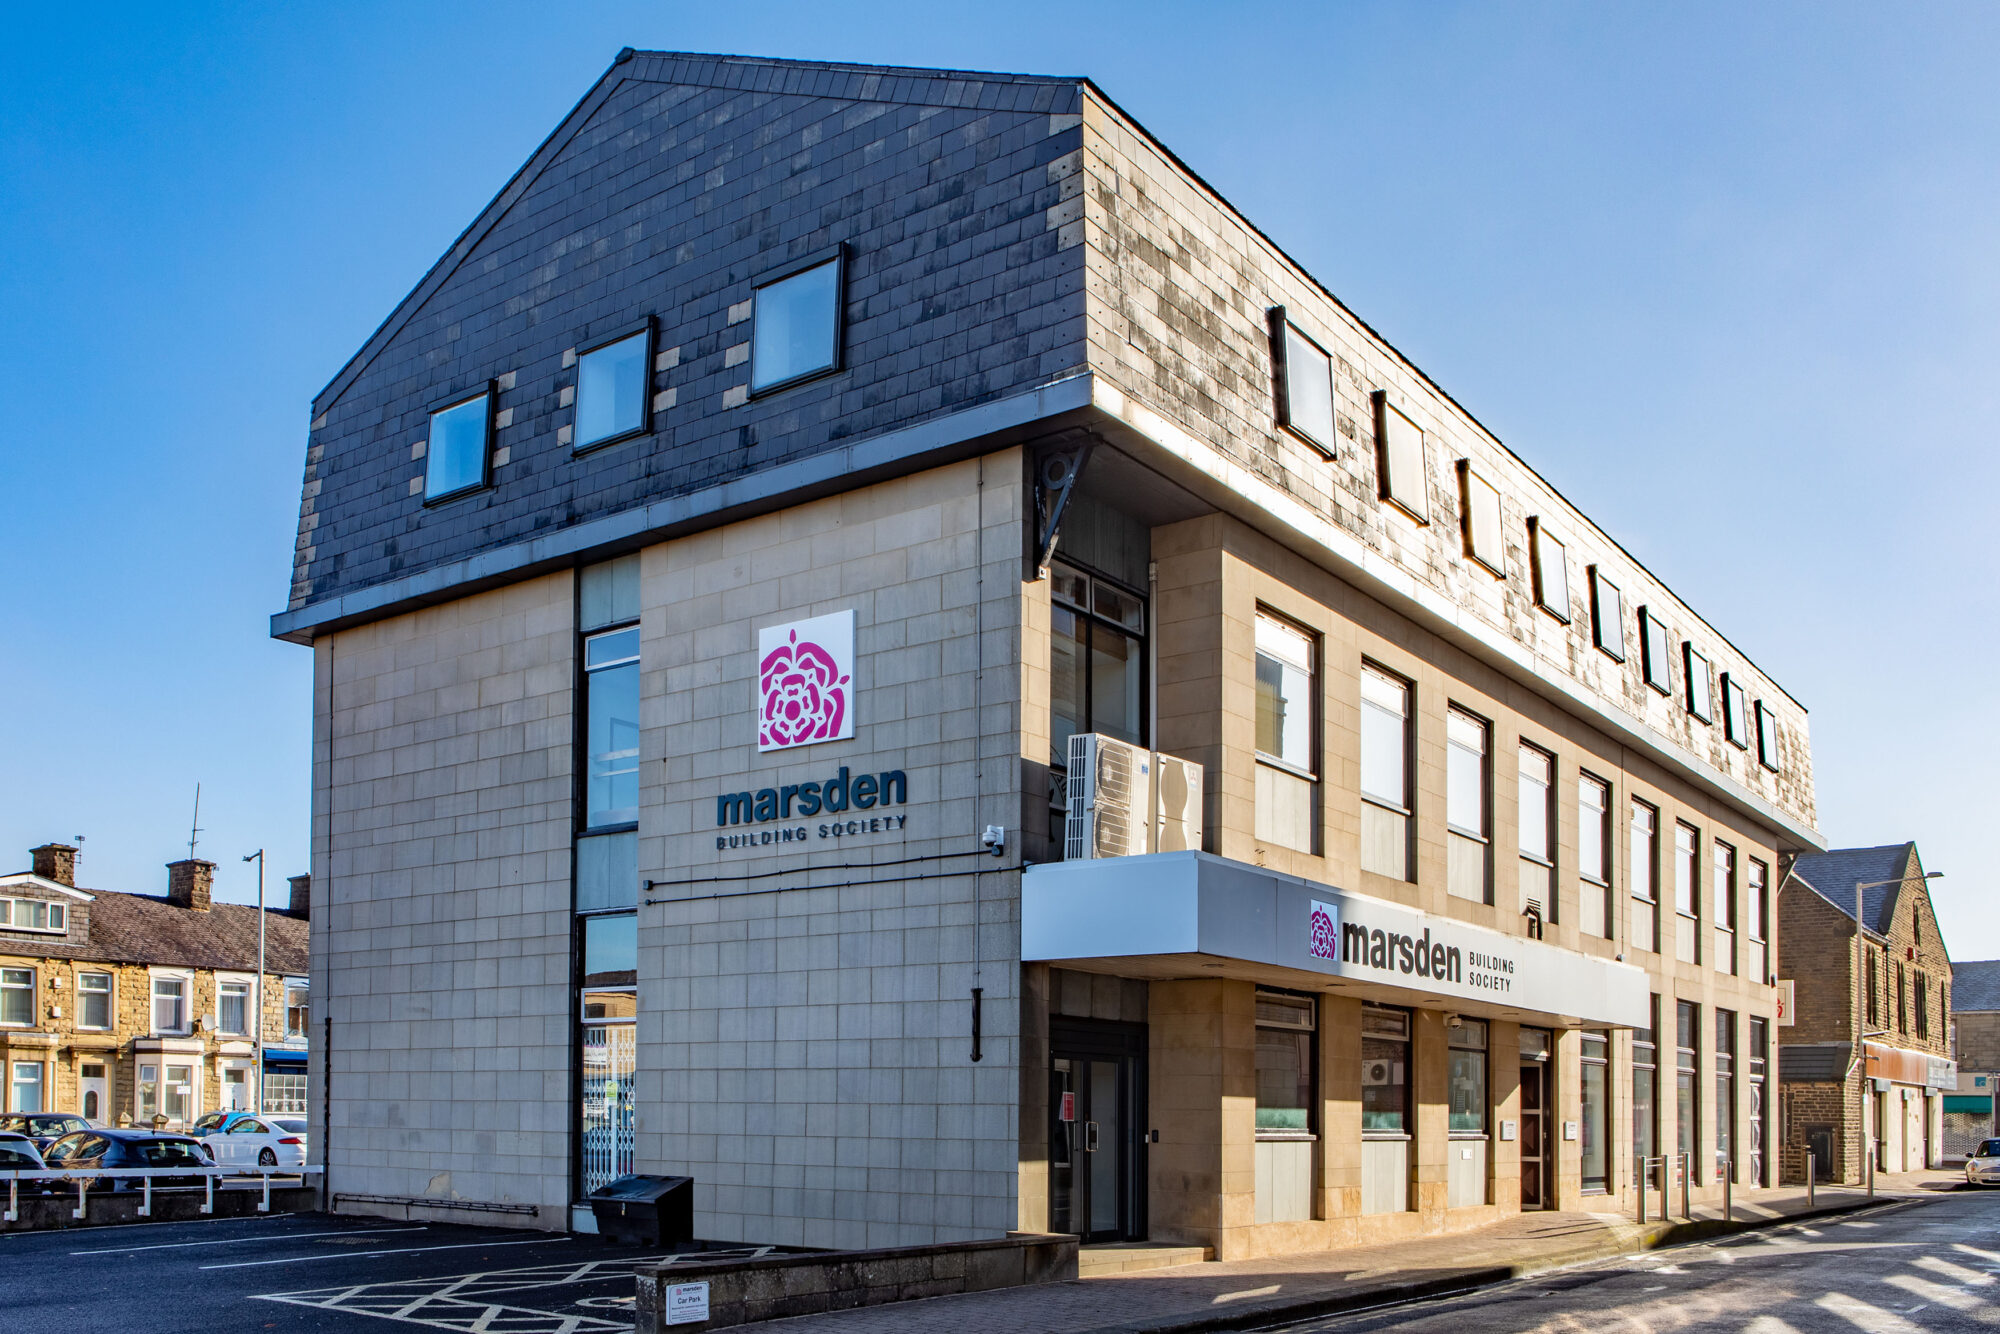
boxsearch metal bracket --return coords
[1031,439,1095,580]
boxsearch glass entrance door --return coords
[1049,1019,1146,1242]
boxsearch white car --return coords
[1966,1138,2000,1186]
[202,1116,308,1169]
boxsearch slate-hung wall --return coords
[1072,93,1814,836]
[292,56,1088,612]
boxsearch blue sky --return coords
[3,4,1995,949]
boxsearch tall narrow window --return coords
[585,627,641,828]
[1254,613,1317,853]
[1674,822,1701,964]
[1457,462,1503,575]
[1639,607,1673,694]
[1361,1005,1412,1215]
[1518,744,1556,924]
[1747,858,1770,982]
[1578,774,1613,939]
[0,969,31,1027]
[1374,392,1429,523]
[1715,1009,1736,1183]
[152,976,187,1034]
[1048,561,1147,847]
[1897,962,1908,1033]
[11,1062,43,1114]
[1589,567,1625,661]
[218,980,250,1035]
[1446,708,1491,904]
[1359,664,1413,880]
[1713,841,1737,977]
[285,981,309,1039]
[1684,645,1713,723]
[424,388,492,502]
[1916,973,1929,1042]
[1676,1001,1700,1174]
[1866,950,1880,1028]
[751,250,843,393]
[1754,701,1782,772]
[1447,1018,1490,1210]
[1271,309,1336,454]
[1254,991,1316,1224]
[1634,996,1659,1188]
[1630,800,1659,952]
[1747,1017,1769,1185]
[78,973,111,1030]
[1528,518,1570,621]
[1581,1031,1609,1193]
[1721,674,1750,748]
[574,325,651,450]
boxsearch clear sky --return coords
[3,4,1995,949]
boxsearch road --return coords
[1275,1192,2000,1334]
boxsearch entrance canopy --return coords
[1024,851,1649,1028]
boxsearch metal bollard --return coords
[1867,1145,1875,1198]
[1637,1154,1647,1224]
[1682,1151,1693,1221]
[1807,1150,1816,1207]
[1724,1159,1732,1222]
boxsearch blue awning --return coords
[262,1048,308,1065]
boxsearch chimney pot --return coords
[288,873,311,918]
[30,843,77,888]
[166,859,215,911]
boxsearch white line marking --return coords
[204,1236,564,1270]
[73,1226,426,1255]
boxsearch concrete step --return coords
[1079,1242,1215,1277]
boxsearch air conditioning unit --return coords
[1362,1060,1405,1087]
[1064,733,1205,860]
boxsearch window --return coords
[1639,607,1673,694]
[584,627,641,828]
[10,1062,42,1114]
[0,969,31,1026]
[266,1072,308,1115]
[1362,1005,1410,1133]
[0,898,66,933]
[1721,673,1749,748]
[1527,518,1570,621]
[1589,567,1625,661]
[1581,1031,1609,1193]
[1897,963,1908,1033]
[1254,992,1316,1136]
[1634,997,1659,1186]
[1518,744,1555,923]
[1684,645,1713,723]
[1373,392,1429,522]
[1254,613,1317,853]
[139,1064,159,1123]
[1049,560,1147,845]
[77,972,111,1030]
[1448,1018,1488,1135]
[1715,1009,1736,1182]
[1713,841,1737,976]
[583,912,637,984]
[1271,309,1336,454]
[1578,774,1613,939]
[152,976,187,1033]
[1916,973,1929,1042]
[162,1062,195,1125]
[1360,664,1413,880]
[218,979,250,1035]
[1456,462,1503,575]
[1674,822,1701,964]
[285,982,309,1040]
[1630,800,1659,952]
[1676,1001,1699,1170]
[1446,708,1491,903]
[1747,1017,1768,1185]
[1754,701,1782,772]
[1747,859,1770,982]
[574,325,651,450]
[750,249,843,393]
[1866,950,1880,1028]
[423,388,491,502]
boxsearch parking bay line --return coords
[74,1226,427,1256]
[204,1235,565,1270]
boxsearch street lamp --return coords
[242,850,266,1115]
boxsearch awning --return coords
[1023,850,1651,1028]
[1944,1095,1992,1115]
[262,1048,308,1065]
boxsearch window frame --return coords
[1253,989,1319,1140]
[0,967,33,1028]
[1446,706,1493,905]
[422,383,495,506]
[1721,673,1750,748]
[1630,798,1660,951]
[1269,307,1337,456]
[1252,610,1319,782]
[1588,566,1625,661]
[216,975,253,1037]
[1527,517,1571,622]
[1753,700,1782,772]
[748,244,847,397]
[150,971,191,1036]
[1359,661,1415,882]
[1372,391,1430,524]
[0,897,66,934]
[76,971,112,1031]
[1684,643,1714,723]
[284,979,309,1041]
[571,317,656,454]
[1455,460,1504,577]
[1637,607,1673,694]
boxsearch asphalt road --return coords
[1275,1191,2000,1334]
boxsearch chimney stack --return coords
[288,873,311,918]
[166,859,215,911]
[31,843,76,887]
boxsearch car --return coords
[0,1131,45,1171]
[0,1113,91,1151]
[40,1130,216,1191]
[190,1110,260,1136]
[1965,1139,2000,1187]
[202,1116,308,1169]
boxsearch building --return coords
[0,844,310,1125]
[275,52,1820,1255]
[1946,960,2000,1157]
[1777,843,1954,1181]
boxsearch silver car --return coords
[1965,1138,2000,1186]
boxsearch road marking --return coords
[204,1236,562,1269]
[73,1226,425,1256]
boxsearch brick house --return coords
[1946,960,2000,1157]
[0,843,310,1127]
[1778,843,1953,1182]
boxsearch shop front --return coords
[1864,1043,1956,1172]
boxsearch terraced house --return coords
[277,51,1821,1257]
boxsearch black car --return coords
[0,1113,91,1152]
[40,1130,215,1191]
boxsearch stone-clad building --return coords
[1777,843,1953,1182]
[1945,960,2000,1157]
[0,844,310,1126]
[275,52,1820,1255]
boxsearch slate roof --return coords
[1787,843,1920,935]
[0,889,307,975]
[1954,961,2000,1012]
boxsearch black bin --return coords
[587,1174,694,1246]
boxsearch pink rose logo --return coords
[759,630,850,749]
[1309,902,1338,961]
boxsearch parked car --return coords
[190,1110,260,1136]
[0,1113,91,1151]
[202,1116,308,1169]
[1965,1139,2000,1187]
[40,1130,215,1191]
[0,1131,45,1171]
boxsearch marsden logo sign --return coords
[758,611,854,751]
